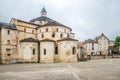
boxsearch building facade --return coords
[78,33,110,56]
[0,7,78,64]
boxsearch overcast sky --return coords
[0,0,120,41]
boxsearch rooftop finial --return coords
[41,7,47,17]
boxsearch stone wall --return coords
[19,42,38,63]
[0,28,18,64]
[58,41,77,62]
[87,55,120,60]
[37,26,73,41]
[40,41,55,63]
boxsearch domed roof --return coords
[29,16,54,23]
[29,7,72,31]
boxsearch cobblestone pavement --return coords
[0,59,120,80]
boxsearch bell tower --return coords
[41,7,47,17]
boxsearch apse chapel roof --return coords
[29,7,72,30]
[20,37,39,42]
[57,38,78,42]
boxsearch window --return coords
[52,33,55,38]
[44,49,46,55]
[100,52,102,55]
[24,28,26,32]
[7,40,10,44]
[92,47,94,50]
[42,34,44,38]
[55,47,58,55]
[32,30,34,33]
[67,33,69,38]
[60,34,63,38]
[33,49,35,55]
[46,28,48,32]
[72,47,76,55]
[92,43,94,46]
[56,28,58,32]
[64,29,66,32]
[7,30,10,35]
[6,49,11,54]
[7,54,11,56]
[91,52,93,55]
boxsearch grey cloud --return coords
[0,0,120,41]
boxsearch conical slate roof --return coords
[41,7,47,12]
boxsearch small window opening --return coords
[46,28,48,32]
[72,47,76,55]
[33,49,35,55]
[55,47,58,55]
[60,34,63,38]
[52,33,55,38]
[7,30,10,35]
[44,49,46,55]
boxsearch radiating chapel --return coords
[0,7,78,64]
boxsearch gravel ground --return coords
[0,59,120,80]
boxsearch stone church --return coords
[0,7,78,64]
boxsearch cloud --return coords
[0,0,120,41]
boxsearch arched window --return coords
[60,34,63,38]
[44,49,46,55]
[67,33,69,38]
[72,47,76,55]
[46,28,48,32]
[42,34,44,38]
[33,49,35,55]
[55,46,58,55]
[52,33,55,38]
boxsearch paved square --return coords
[0,59,120,80]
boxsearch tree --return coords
[114,36,120,54]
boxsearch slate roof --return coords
[40,38,55,42]
[20,37,39,42]
[94,33,109,41]
[57,38,78,42]
[0,22,16,30]
[84,39,98,43]
[29,16,54,23]
[42,21,72,31]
